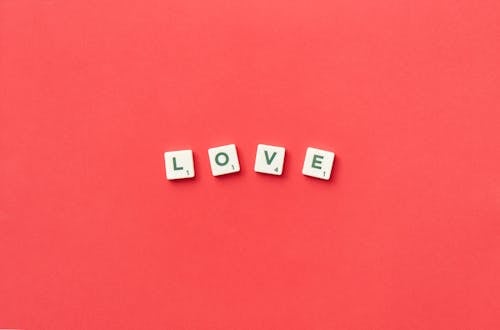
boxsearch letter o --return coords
[215,152,229,166]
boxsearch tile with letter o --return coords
[208,144,241,176]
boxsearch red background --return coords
[1,0,499,328]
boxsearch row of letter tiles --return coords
[164,144,335,181]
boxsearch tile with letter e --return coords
[164,149,195,180]
[208,144,241,176]
[302,147,335,180]
[254,144,286,175]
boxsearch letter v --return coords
[264,150,277,165]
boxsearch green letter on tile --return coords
[312,154,324,169]
[264,150,277,165]
[215,152,229,166]
[173,157,183,171]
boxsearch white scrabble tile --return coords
[302,147,335,180]
[254,144,286,175]
[164,149,195,180]
[208,144,240,176]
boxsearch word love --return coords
[164,144,335,181]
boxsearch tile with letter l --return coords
[164,149,195,180]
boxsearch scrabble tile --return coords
[254,144,286,175]
[208,144,240,176]
[302,147,335,180]
[164,149,195,180]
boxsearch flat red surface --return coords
[1,0,499,328]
